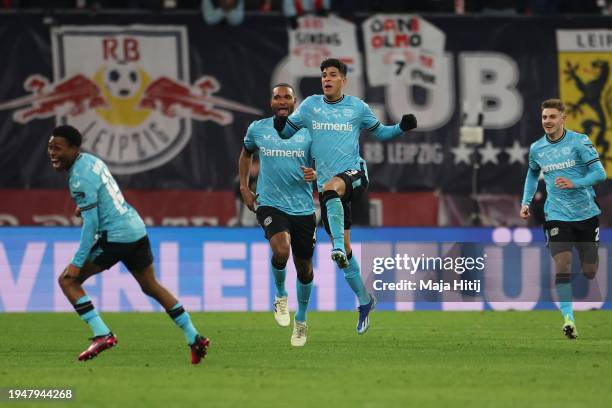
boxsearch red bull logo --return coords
[0,25,262,174]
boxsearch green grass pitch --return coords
[1,311,611,407]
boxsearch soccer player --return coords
[48,125,210,363]
[273,58,418,334]
[520,99,606,339]
[239,83,316,346]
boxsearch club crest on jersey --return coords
[0,25,262,175]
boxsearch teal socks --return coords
[325,197,345,251]
[556,273,574,322]
[271,260,288,298]
[74,295,110,337]
[167,302,199,344]
[295,278,313,322]
[343,254,370,305]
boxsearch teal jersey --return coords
[282,94,403,191]
[69,153,146,266]
[244,117,314,215]
[522,129,605,222]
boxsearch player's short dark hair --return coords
[52,125,82,147]
[271,83,296,96]
[320,58,347,76]
[541,99,565,112]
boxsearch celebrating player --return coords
[48,125,210,363]
[520,99,606,339]
[239,83,316,346]
[273,58,418,334]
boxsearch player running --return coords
[239,83,316,346]
[520,99,606,339]
[48,125,210,363]
[273,58,418,334]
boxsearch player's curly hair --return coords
[541,99,565,112]
[52,125,82,147]
[320,58,347,76]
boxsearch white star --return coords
[451,143,475,165]
[505,140,528,164]
[479,141,501,165]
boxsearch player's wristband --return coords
[273,115,288,132]
[399,114,417,131]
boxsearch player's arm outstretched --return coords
[360,101,417,140]
[70,179,99,270]
[520,146,540,219]
[239,123,258,212]
[556,138,606,190]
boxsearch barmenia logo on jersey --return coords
[0,25,262,174]
[260,147,305,158]
[311,120,353,131]
[541,159,576,173]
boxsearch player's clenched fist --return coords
[400,114,417,131]
[273,115,287,132]
[301,166,316,182]
[240,187,258,213]
[554,176,574,190]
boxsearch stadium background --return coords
[0,4,610,310]
[0,4,611,408]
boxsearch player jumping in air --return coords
[48,125,210,363]
[273,58,418,334]
[239,83,316,346]
[520,99,606,339]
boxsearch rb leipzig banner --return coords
[0,12,610,195]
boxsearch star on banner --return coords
[479,141,501,165]
[451,143,475,165]
[505,140,528,164]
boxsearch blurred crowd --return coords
[2,0,611,16]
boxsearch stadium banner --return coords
[288,14,362,80]
[0,189,438,227]
[361,14,446,95]
[1,227,610,312]
[556,29,612,179]
[0,13,610,196]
